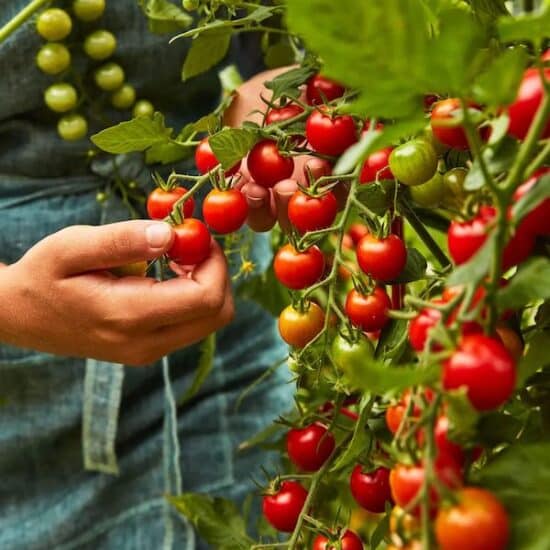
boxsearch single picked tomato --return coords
[146,187,195,220]
[312,529,363,550]
[202,189,248,234]
[287,190,338,234]
[345,287,391,332]
[331,333,375,380]
[167,219,211,266]
[306,109,357,157]
[36,8,72,41]
[430,98,483,150]
[247,139,294,188]
[265,103,304,125]
[36,43,71,75]
[350,465,393,513]
[389,139,438,186]
[262,481,308,533]
[195,137,241,176]
[513,167,550,236]
[306,74,346,105]
[359,147,394,183]
[274,244,325,290]
[286,423,335,471]
[356,234,407,282]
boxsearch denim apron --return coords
[0,2,290,548]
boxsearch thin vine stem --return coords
[0,0,51,43]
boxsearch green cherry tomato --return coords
[111,84,136,109]
[182,0,200,10]
[83,30,117,61]
[44,83,78,113]
[57,114,88,141]
[389,139,438,186]
[94,62,125,91]
[331,333,375,381]
[36,43,71,75]
[422,125,448,156]
[73,0,106,22]
[409,171,445,207]
[36,9,72,41]
[133,99,154,118]
[442,167,468,209]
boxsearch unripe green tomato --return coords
[111,84,136,109]
[94,62,125,91]
[36,43,71,75]
[389,139,438,186]
[422,125,448,156]
[331,333,375,382]
[36,9,72,41]
[409,172,445,207]
[57,114,88,141]
[96,191,108,203]
[44,83,78,113]
[182,0,200,10]
[442,167,468,209]
[132,99,154,118]
[84,30,116,60]
[73,0,106,21]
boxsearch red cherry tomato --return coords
[347,223,369,245]
[356,234,407,281]
[350,465,393,513]
[274,244,325,290]
[434,416,465,466]
[312,529,363,550]
[306,109,358,157]
[288,190,338,234]
[513,167,550,236]
[146,186,195,220]
[195,137,240,176]
[359,147,394,183]
[443,334,516,411]
[385,389,434,434]
[262,480,308,533]
[278,302,325,348]
[430,98,482,150]
[167,218,211,265]
[202,188,248,234]
[408,300,445,352]
[435,488,510,550]
[306,74,346,105]
[345,287,391,332]
[286,423,335,472]
[247,139,295,188]
[265,103,304,125]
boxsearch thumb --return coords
[35,220,174,275]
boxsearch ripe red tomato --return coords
[146,186,195,220]
[408,300,445,352]
[306,74,346,105]
[306,109,358,156]
[247,139,295,188]
[278,302,325,348]
[288,190,338,234]
[202,188,248,234]
[312,529,363,550]
[274,244,325,290]
[345,287,391,332]
[508,67,550,141]
[435,488,510,550]
[385,389,433,434]
[430,98,482,150]
[262,480,308,532]
[350,465,392,513]
[167,218,211,265]
[347,223,369,245]
[195,137,240,176]
[434,416,465,466]
[359,148,394,183]
[356,234,407,282]
[513,167,550,236]
[265,103,304,125]
[286,423,335,471]
[443,334,516,411]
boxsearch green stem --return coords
[0,0,51,43]
[526,140,550,177]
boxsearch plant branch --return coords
[0,0,51,43]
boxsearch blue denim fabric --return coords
[0,2,291,548]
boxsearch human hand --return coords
[0,221,234,366]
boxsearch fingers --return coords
[273,178,299,232]
[32,221,174,276]
[241,181,277,232]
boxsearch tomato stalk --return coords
[0,0,52,43]
[166,170,216,222]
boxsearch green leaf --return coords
[518,329,550,386]
[498,1,550,45]
[91,113,173,154]
[476,442,550,550]
[140,0,192,34]
[264,65,317,100]
[238,422,285,452]
[209,128,259,170]
[376,319,410,362]
[447,231,495,286]
[389,248,427,283]
[445,388,480,445]
[179,334,216,405]
[167,493,254,549]
[370,507,391,550]
[145,142,190,164]
[478,411,524,446]
[219,65,244,95]
[182,28,232,81]
[472,48,528,107]
[512,173,550,224]
[264,38,296,69]
[356,181,394,217]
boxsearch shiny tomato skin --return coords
[274,244,325,290]
[247,139,294,188]
[356,234,407,282]
[447,213,490,265]
[278,302,325,348]
[389,139,438,186]
[288,190,338,234]
[359,147,394,183]
[331,333,375,380]
[262,481,308,533]
[265,103,304,125]
[443,334,516,411]
[306,110,358,157]
[508,68,550,141]
[430,98,474,150]
[202,189,248,234]
[306,74,346,105]
[513,167,550,236]
[408,300,445,352]
[386,402,407,434]
[435,488,510,550]
[345,287,391,332]
[313,530,363,550]
[167,219,211,266]
[350,465,393,513]
[286,423,335,472]
[146,187,195,220]
[195,137,240,176]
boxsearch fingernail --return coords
[248,197,265,208]
[146,223,172,249]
